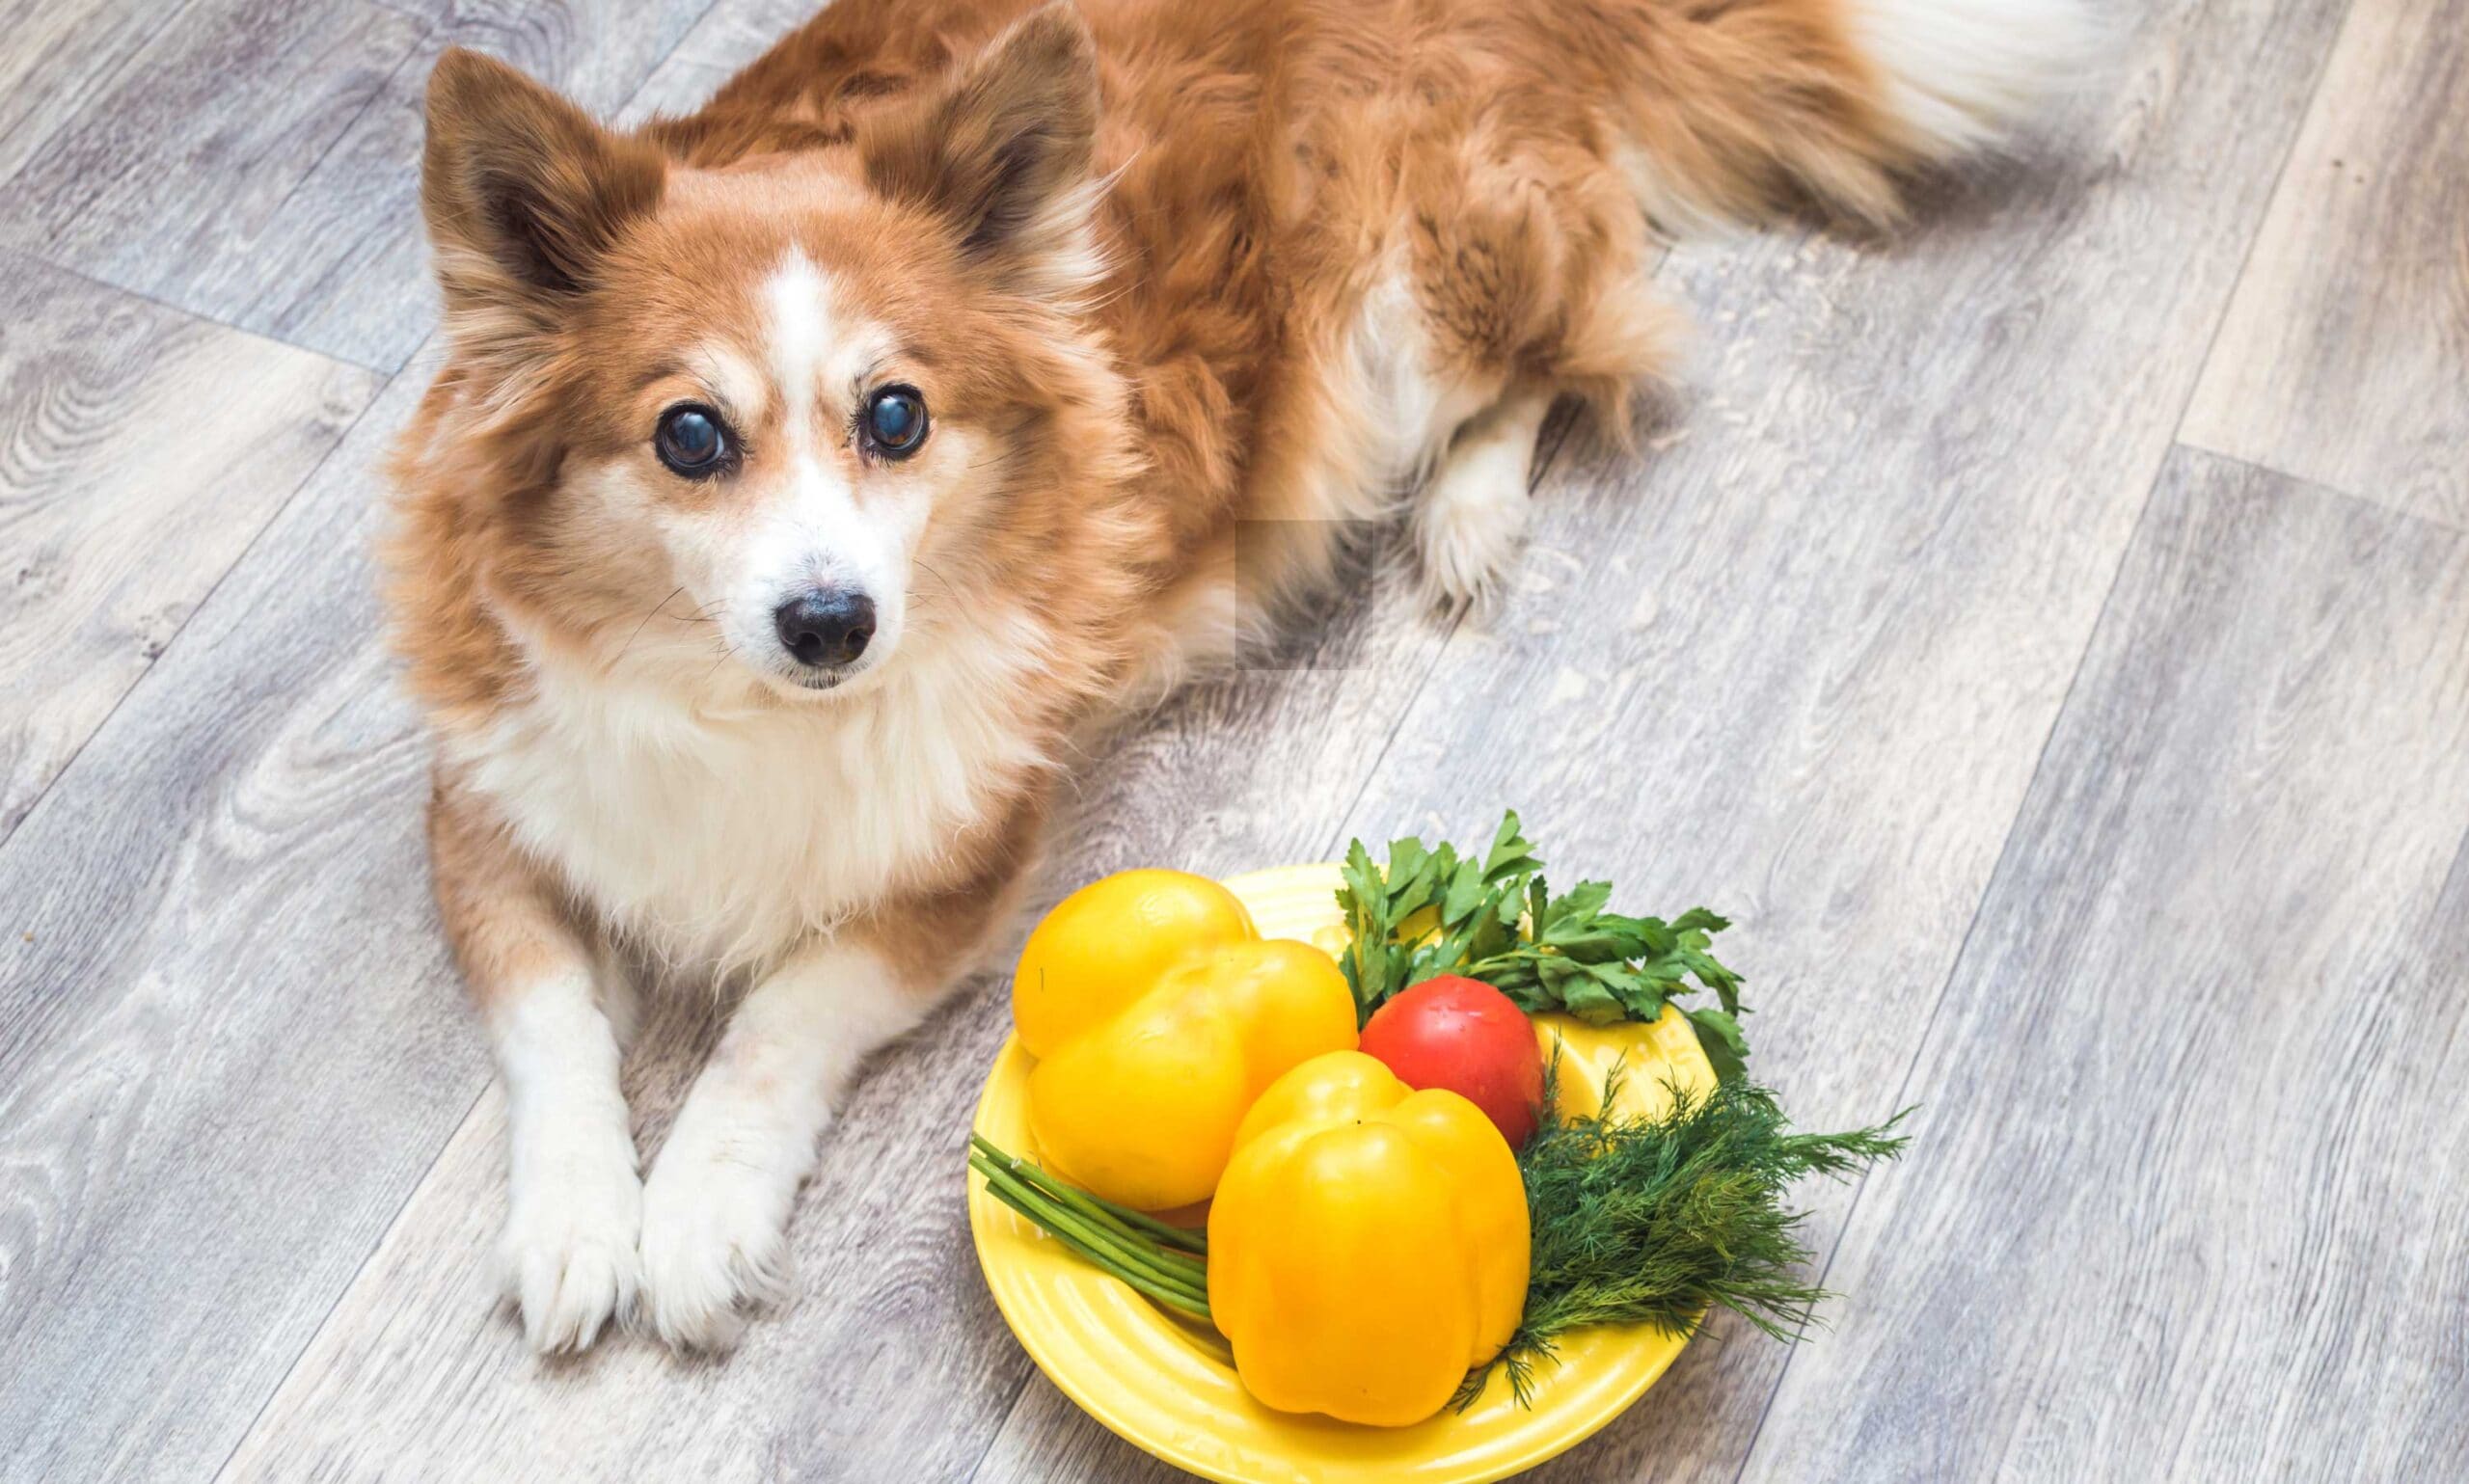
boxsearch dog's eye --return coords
[655,404,732,478]
[861,386,929,460]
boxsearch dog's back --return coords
[650,0,2091,655]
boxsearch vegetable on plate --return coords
[1462,1066,1909,1406]
[1358,974,1547,1148]
[1025,932,1357,1211]
[1339,812,1751,1083]
[974,814,1912,1432]
[1011,868,1256,1059]
[1209,1051,1530,1427]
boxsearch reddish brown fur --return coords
[389,0,1944,994]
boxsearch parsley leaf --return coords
[1335,812,1754,1080]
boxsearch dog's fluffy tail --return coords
[1609,0,2103,232]
[1853,0,2102,158]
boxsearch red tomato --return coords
[1358,975,1544,1148]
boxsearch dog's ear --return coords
[421,49,664,317]
[861,5,1099,284]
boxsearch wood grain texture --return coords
[0,0,720,373]
[670,0,816,72]
[0,24,734,1469]
[616,56,736,128]
[0,351,472,1484]
[2182,0,2469,526]
[0,0,173,186]
[0,0,425,357]
[1742,450,2469,1482]
[0,252,377,843]
[205,421,1584,1483]
[976,0,2356,1478]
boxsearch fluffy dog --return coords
[386,0,2087,1351]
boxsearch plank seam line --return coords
[8,251,385,371]
[205,1078,497,1483]
[2173,429,2462,534]
[1726,8,2364,1469]
[231,16,443,355]
[2162,0,2363,462]
[1723,444,2170,1482]
[0,353,400,861]
[11,1,424,378]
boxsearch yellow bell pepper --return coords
[1533,1004,1718,1121]
[1011,870,1256,1059]
[1026,939,1356,1211]
[1207,1051,1531,1427]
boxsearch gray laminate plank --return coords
[1743,450,2469,1482]
[0,0,198,188]
[0,0,425,358]
[669,0,814,72]
[203,426,1593,1482]
[616,56,736,127]
[0,253,377,843]
[0,347,461,1484]
[2182,0,2469,526]
[972,0,2354,1477]
[225,0,728,369]
[0,0,720,374]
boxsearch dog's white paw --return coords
[637,1148,797,1351]
[1415,413,1539,606]
[498,1148,642,1355]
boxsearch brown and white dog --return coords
[387,0,2088,1352]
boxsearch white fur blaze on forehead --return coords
[761,248,892,452]
[764,250,835,455]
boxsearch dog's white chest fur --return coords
[453,614,1051,973]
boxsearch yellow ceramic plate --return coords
[967,863,1717,1484]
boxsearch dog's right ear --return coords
[421,49,664,321]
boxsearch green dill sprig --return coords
[1456,1064,1911,1410]
[1336,811,1750,1079]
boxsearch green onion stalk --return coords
[968,1134,1212,1321]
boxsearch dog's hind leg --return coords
[1413,390,1554,607]
[1397,0,2092,606]
[1393,143,1678,606]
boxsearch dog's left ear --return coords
[862,4,1099,287]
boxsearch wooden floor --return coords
[4,1,2464,1479]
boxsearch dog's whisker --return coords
[911,557,962,604]
[614,585,686,668]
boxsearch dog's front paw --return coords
[637,1148,797,1351]
[499,1149,643,1354]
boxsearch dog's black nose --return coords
[773,588,875,667]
